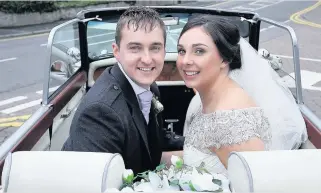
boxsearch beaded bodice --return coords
[183,106,272,176]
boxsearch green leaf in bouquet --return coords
[198,167,210,174]
[119,183,130,190]
[134,170,150,181]
[137,173,148,180]
[213,187,223,192]
[188,181,197,191]
[212,178,222,186]
[169,179,179,186]
[195,162,210,175]
[156,163,166,171]
[198,161,205,168]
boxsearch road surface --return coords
[0,0,321,144]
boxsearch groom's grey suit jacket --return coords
[62,64,166,175]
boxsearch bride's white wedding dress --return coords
[182,38,308,177]
[183,99,272,176]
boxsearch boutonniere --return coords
[152,94,164,115]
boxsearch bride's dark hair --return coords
[178,15,242,71]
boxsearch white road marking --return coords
[254,0,283,10]
[42,37,114,47]
[88,22,116,30]
[205,0,239,8]
[0,86,61,114]
[88,39,114,46]
[250,3,267,7]
[232,0,283,11]
[249,0,279,6]
[232,6,255,11]
[260,20,291,32]
[40,32,115,47]
[281,70,321,92]
[36,86,60,95]
[0,99,42,114]
[0,96,27,107]
[276,54,321,63]
[0,57,17,63]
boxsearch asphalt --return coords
[1,0,321,145]
[0,20,67,39]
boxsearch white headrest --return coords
[1,151,125,193]
[228,149,321,192]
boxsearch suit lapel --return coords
[110,64,152,161]
[147,94,164,168]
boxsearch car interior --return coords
[87,53,195,136]
[3,7,321,193]
[15,34,317,193]
[38,52,195,151]
[30,9,316,153]
[40,48,316,152]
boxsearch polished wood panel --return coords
[93,62,183,82]
[156,62,182,81]
[94,67,105,81]
[0,71,87,184]
[304,115,321,149]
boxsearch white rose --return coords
[104,188,120,192]
[122,169,134,184]
[170,155,183,169]
[134,182,154,192]
[213,173,230,192]
[190,167,220,192]
[148,171,162,190]
[120,187,134,192]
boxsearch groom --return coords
[62,6,182,174]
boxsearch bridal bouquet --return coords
[106,155,230,192]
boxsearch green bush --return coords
[0,1,58,14]
[55,1,111,8]
[0,1,138,14]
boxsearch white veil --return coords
[184,38,308,150]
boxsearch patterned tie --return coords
[138,90,153,124]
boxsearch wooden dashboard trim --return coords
[88,53,180,87]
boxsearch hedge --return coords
[0,1,58,14]
[0,1,136,14]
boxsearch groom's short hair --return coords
[115,6,167,46]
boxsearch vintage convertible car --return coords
[0,5,321,193]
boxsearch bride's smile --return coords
[176,27,225,91]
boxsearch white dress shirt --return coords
[118,63,152,123]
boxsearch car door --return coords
[0,19,88,175]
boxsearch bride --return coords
[162,15,272,177]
